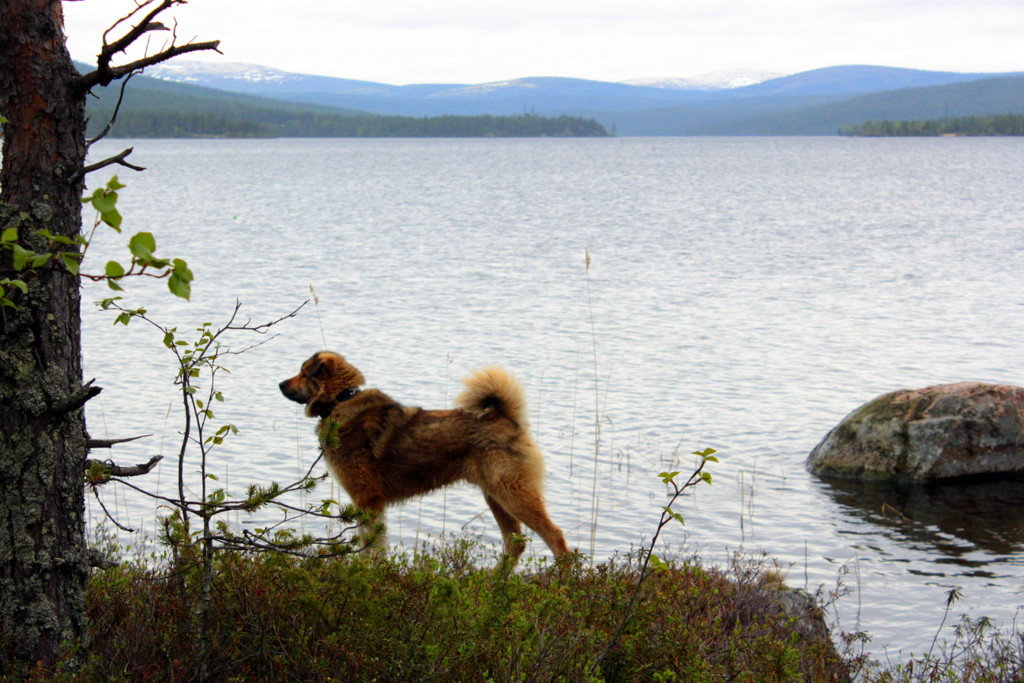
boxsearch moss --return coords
[849,392,915,424]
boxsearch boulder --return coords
[807,383,1024,482]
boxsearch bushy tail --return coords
[455,366,529,426]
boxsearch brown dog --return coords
[279,351,569,562]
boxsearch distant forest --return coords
[86,110,610,138]
[841,114,1024,137]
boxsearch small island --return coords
[841,113,1024,137]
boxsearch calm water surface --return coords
[83,137,1024,657]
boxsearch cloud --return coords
[63,0,1024,84]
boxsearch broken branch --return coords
[83,147,146,175]
[86,434,153,450]
[48,379,102,417]
[86,455,163,481]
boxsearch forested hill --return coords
[841,114,1024,136]
[79,66,607,138]
[89,110,609,138]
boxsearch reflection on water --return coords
[820,476,1024,559]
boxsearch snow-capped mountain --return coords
[623,69,786,91]
[145,60,388,95]
[147,61,293,84]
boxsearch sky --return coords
[63,0,1024,85]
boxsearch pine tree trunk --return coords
[0,0,90,669]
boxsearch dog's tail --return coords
[456,366,529,426]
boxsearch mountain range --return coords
[98,60,1024,136]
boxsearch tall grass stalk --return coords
[584,250,602,563]
[308,284,329,350]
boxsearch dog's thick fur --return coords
[280,351,569,561]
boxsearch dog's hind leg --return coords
[488,485,569,559]
[485,494,527,563]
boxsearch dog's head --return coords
[279,351,366,419]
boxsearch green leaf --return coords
[0,114,8,124]
[61,253,80,275]
[649,553,669,572]
[658,471,680,484]
[106,175,126,191]
[114,312,131,326]
[700,472,713,484]
[693,448,717,458]
[11,244,33,271]
[106,279,124,292]
[30,254,50,268]
[168,272,191,300]
[101,208,122,231]
[128,231,156,260]
[6,279,27,295]
[104,260,125,278]
[90,190,116,215]
[1,227,16,243]
[662,507,685,526]
[162,331,175,348]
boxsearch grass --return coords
[67,540,848,681]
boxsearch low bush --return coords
[77,542,847,681]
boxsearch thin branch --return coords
[86,433,153,450]
[87,71,136,147]
[48,379,102,417]
[228,300,309,333]
[92,486,136,533]
[101,0,167,52]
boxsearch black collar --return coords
[315,387,362,419]
[336,387,361,404]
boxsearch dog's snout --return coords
[278,380,288,392]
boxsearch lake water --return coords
[82,136,1024,658]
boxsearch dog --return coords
[279,351,569,563]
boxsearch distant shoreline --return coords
[842,113,1024,137]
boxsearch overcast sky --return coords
[63,0,1024,85]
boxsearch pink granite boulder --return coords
[808,383,1024,482]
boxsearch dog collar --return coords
[335,387,361,404]
[315,387,362,419]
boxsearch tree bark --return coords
[0,0,90,670]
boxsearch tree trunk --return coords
[0,0,90,670]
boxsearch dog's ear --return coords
[306,356,323,377]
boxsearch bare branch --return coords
[78,39,222,92]
[87,455,163,479]
[91,486,137,533]
[77,0,220,93]
[87,71,137,147]
[83,147,146,175]
[86,433,153,450]
[227,300,310,333]
[100,0,176,72]
[48,379,102,417]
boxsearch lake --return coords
[82,136,1024,657]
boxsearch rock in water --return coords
[807,383,1024,482]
